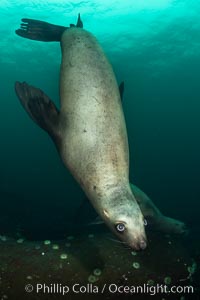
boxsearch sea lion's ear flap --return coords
[119,81,124,101]
[15,81,61,148]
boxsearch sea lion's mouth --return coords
[128,237,147,251]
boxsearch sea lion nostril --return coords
[140,240,147,250]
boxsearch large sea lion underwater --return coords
[15,15,147,250]
[14,15,187,250]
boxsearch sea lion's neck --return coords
[87,180,136,214]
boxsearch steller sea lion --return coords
[130,184,188,235]
[15,15,147,250]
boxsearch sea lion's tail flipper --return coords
[15,14,83,42]
[15,81,61,147]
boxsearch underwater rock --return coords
[0,231,198,299]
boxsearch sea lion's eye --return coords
[115,223,125,233]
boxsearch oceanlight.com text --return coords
[25,283,194,296]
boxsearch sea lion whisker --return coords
[124,245,131,250]
[107,237,126,244]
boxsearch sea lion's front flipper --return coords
[75,198,104,227]
[76,13,83,28]
[74,197,98,224]
[15,81,61,147]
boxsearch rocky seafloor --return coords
[0,228,199,300]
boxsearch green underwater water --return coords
[0,1,200,299]
[0,0,200,244]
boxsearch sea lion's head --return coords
[102,199,147,251]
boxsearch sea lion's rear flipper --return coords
[15,19,67,42]
[15,14,83,42]
[15,81,61,147]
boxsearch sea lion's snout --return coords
[139,240,147,250]
[129,236,147,251]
